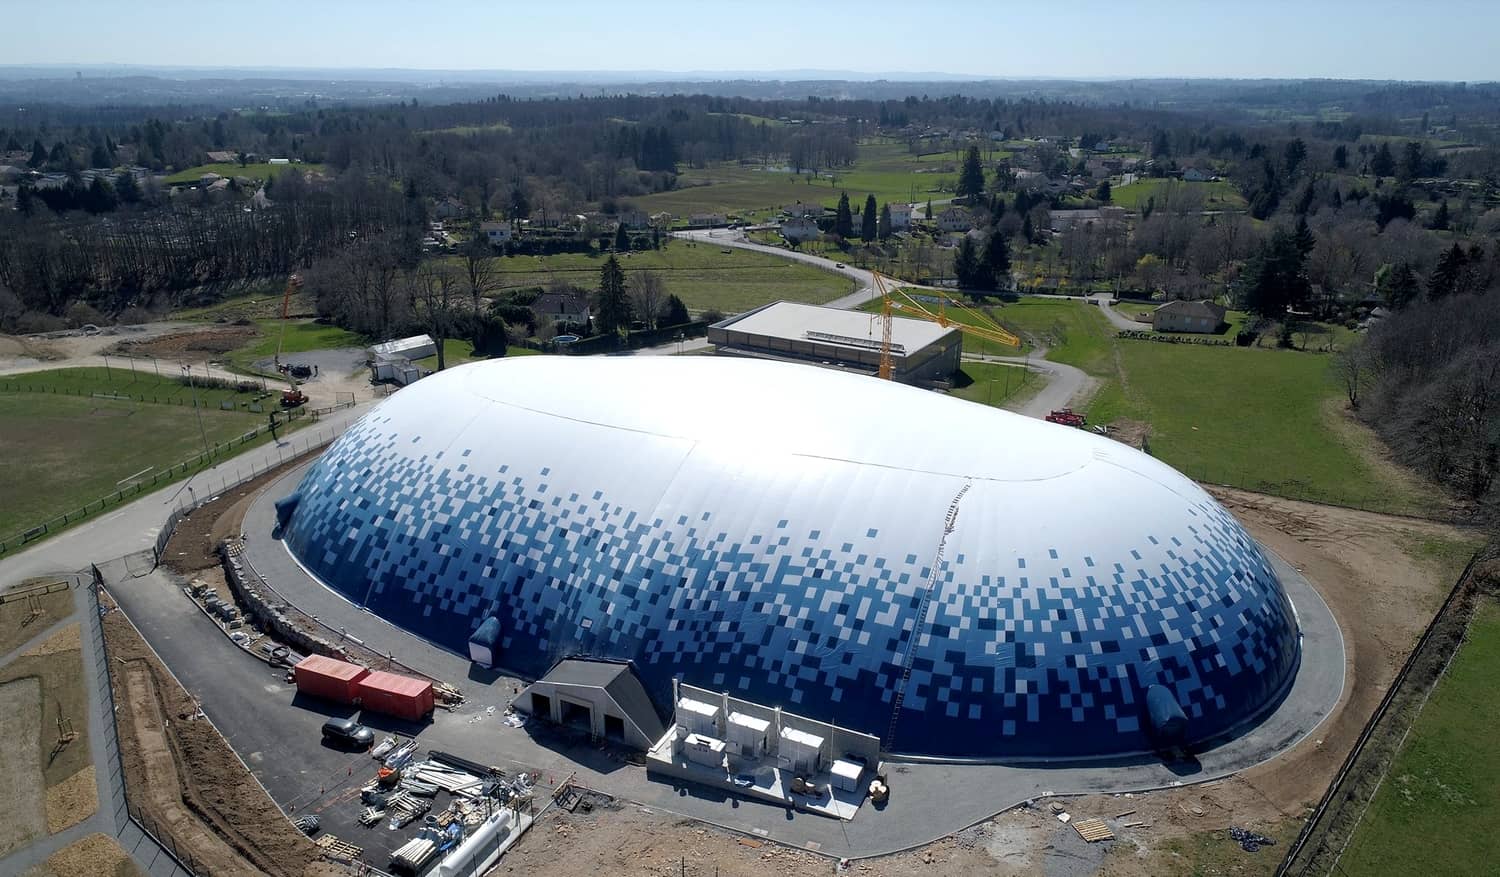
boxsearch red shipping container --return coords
[357,670,434,721]
[293,654,368,704]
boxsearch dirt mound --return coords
[101,591,321,877]
[111,326,258,358]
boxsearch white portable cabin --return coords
[830,758,864,793]
[726,711,771,757]
[779,726,825,776]
[676,697,720,737]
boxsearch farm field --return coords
[0,368,304,541]
[162,162,323,185]
[631,140,964,219]
[483,244,853,314]
[1106,177,1245,211]
[1338,598,1500,875]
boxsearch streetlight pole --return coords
[182,365,211,460]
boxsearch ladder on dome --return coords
[884,481,971,748]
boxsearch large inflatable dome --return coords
[278,356,1300,759]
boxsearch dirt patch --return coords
[46,764,98,833]
[161,454,314,576]
[1104,417,1152,452]
[0,584,74,655]
[24,622,81,658]
[110,326,259,359]
[0,334,62,362]
[25,832,143,877]
[0,676,45,857]
[0,646,91,790]
[100,590,325,877]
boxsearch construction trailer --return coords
[293,655,368,705]
[368,334,437,361]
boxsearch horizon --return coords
[5,0,1499,81]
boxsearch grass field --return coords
[1106,178,1246,211]
[1339,598,1500,875]
[162,162,323,185]
[631,140,961,219]
[1085,340,1441,513]
[483,244,853,314]
[949,361,1041,412]
[0,371,299,541]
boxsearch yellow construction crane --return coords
[869,270,1019,380]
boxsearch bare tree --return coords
[406,262,460,371]
[629,270,668,329]
[1334,342,1372,408]
[460,230,500,320]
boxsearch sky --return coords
[4,0,1498,81]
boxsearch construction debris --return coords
[1072,818,1115,843]
[1229,827,1276,853]
[313,834,362,863]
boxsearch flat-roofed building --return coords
[707,300,961,384]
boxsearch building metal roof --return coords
[715,301,955,355]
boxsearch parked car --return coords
[321,718,375,749]
[835,263,846,268]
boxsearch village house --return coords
[779,216,821,242]
[887,203,913,231]
[1152,299,1227,334]
[936,206,974,233]
[480,220,514,245]
[531,290,592,330]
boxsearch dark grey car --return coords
[321,717,375,749]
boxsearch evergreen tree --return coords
[925,198,933,224]
[1020,213,1035,246]
[1427,243,1467,300]
[834,192,854,238]
[614,223,630,252]
[1333,144,1348,169]
[596,255,633,335]
[1381,262,1420,309]
[956,144,985,201]
[953,236,981,288]
[1292,216,1316,258]
[508,185,530,222]
[982,230,1012,290]
[1094,180,1111,203]
[83,176,116,214]
[1243,228,1312,319]
[1430,199,1450,231]
[28,139,46,168]
[114,172,141,204]
[1283,139,1307,176]
[1370,142,1396,177]
[878,203,893,241]
[1399,141,1425,181]
[662,294,690,327]
[89,144,111,169]
[861,193,878,242]
[48,142,67,165]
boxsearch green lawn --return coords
[162,162,323,185]
[223,320,366,374]
[949,361,1041,412]
[481,244,853,314]
[1340,598,1500,876]
[631,140,962,219]
[0,366,272,409]
[1085,341,1441,514]
[1106,178,1246,211]
[0,385,301,544]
